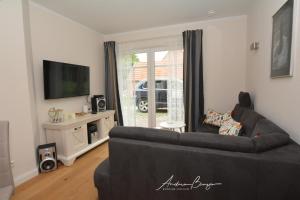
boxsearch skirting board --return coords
[14,167,39,186]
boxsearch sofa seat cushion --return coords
[253,132,290,152]
[0,185,13,200]
[180,132,254,153]
[109,127,180,145]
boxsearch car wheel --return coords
[138,99,148,113]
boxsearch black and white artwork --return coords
[271,0,294,78]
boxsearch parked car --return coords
[135,80,182,113]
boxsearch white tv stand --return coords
[43,110,115,166]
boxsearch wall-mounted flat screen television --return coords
[43,60,90,99]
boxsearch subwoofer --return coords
[37,143,57,173]
[91,95,106,113]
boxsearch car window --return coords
[140,81,170,89]
[156,80,167,89]
[142,82,147,89]
[167,80,183,90]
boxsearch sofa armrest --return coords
[94,159,111,200]
[180,132,254,153]
[94,159,110,187]
[252,132,290,153]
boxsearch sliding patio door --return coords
[155,50,184,126]
[117,37,184,128]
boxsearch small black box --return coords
[87,123,98,144]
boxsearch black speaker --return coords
[37,143,57,173]
[91,95,106,114]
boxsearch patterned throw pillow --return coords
[222,112,232,122]
[219,116,242,136]
[204,109,231,127]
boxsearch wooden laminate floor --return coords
[12,142,108,200]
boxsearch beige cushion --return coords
[204,109,231,127]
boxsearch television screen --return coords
[43,60,90,99]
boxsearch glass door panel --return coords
[118,49,184,128]
[133,53,149,127]
[155,50,184,126]
[118,52,149,127]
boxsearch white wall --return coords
[0,0,105,185]
[247,0,300,143]
[106,16,248,113]
[0,0,38,185]
[29,2,105,143]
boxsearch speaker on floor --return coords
[91,95,106,114]
[37,143,57,173]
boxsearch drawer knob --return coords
[74,126,81,131]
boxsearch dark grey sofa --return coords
[94,105,300,200]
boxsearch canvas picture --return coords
[271,0,294,78]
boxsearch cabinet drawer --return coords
[100,115,114,137]
[66,125,88,154]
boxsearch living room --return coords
[0,0,299,200]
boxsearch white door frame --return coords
[147,51,156,128]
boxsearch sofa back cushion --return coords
[109,127,180,145]
[239,109,265,137]
[110,125,290,154]
[252,132,290,152]
[251,118,287,137]
[231,104,245,122]
[239,92,252,108]
[180,132,254,153]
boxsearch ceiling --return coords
[31,0,251,34]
